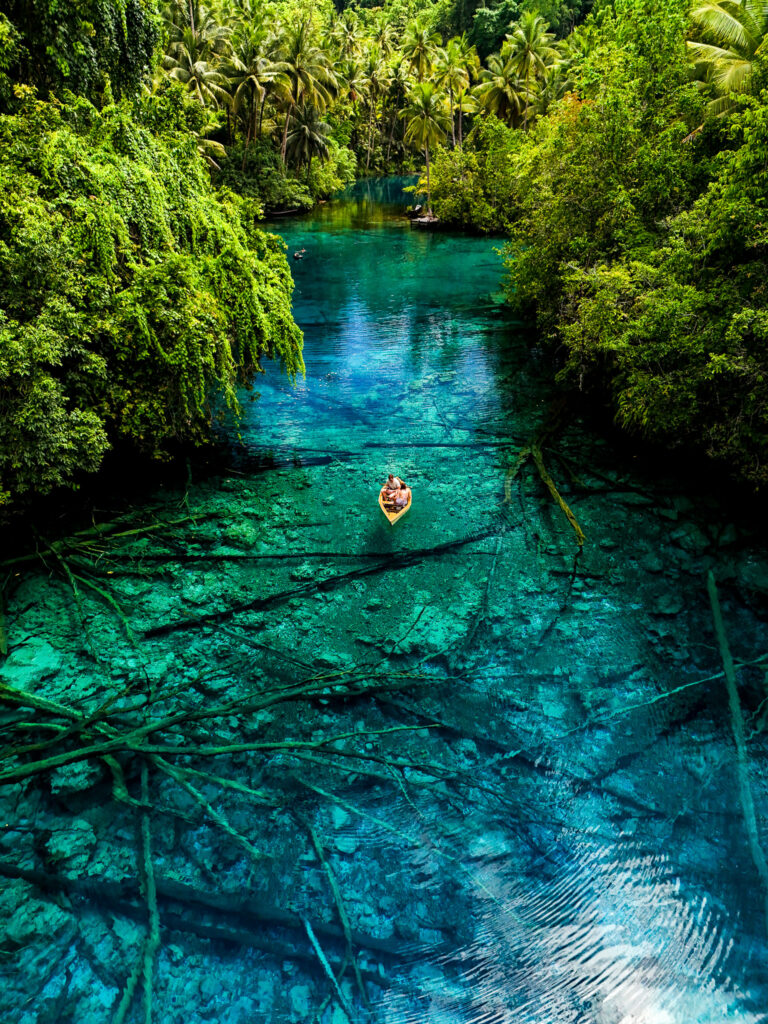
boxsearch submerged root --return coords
[707,572,768,938]
[503,437,585,549]
[300,816,369,1010]
[111,762,160,1024]
[530,443,585,547]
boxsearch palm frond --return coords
[690,3,755,54]
[711,55,753,90]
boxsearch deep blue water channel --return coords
[1,177,768,1024]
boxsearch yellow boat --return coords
[379,490,411,524]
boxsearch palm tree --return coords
[502,11,558,130]
[401,81,450,213]
[370,15,395,60]
[331,9,364,62]
[537,60,574,116]
[273,20,338,165]
[474,53,526,127]
[402,15,442,83]
[435,34,478,148]
[225,25,285,166]
[163,0,230,61]
[455,90,479,148]
[161,0,231,108]
[687,0,768,114]
[360,49,393,170]
[384,55,411,162]
[162,26,230,108]
[285,105,331,178]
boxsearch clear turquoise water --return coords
[1,178,768,1024]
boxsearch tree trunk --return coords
[386,105,397,161]
[524,65,530,132]
[258,92,266,136]
[449,84,455,148]
[425,141,431,215]
[458,104,463,149]
[281,102,293,165]
[366,103,375,171]
[241,105,252,172]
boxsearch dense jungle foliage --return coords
[2,0,767,499]
[425,0,768,489]
[0,2,304,505]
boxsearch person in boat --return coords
[293,248,306,260]
[380,473,401,496]
[392,482,411,509]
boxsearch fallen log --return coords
[0,859,421,974]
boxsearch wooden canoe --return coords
[379,491,411,525]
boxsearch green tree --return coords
[474,52,526,126]
[435,35,476,146]
[687,0,768,114]
[285,104,332,175]
[402,15,442,82]
[401,81,450,211]
[161,1,231,108]
[225,23,285,166]
[0,90,303,502]
[502,11,558,129]
[0,0,159,105]
[360,48,393,169]
[162,27,231,108]
[274,20,338,164]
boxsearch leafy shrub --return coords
[0,91,303,501]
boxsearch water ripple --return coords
[377,832,763,1024]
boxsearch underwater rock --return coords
[50,761,102,796]
[455,738,479,762]
[288,983,312,1020]
[223,521,259,550]
[334,834,358,855]
[44,819,97,871]
[290,563,315,582]
[315,650,353,671]
[467,831,514,860]
[670,521,710,555]
[640,552,665,573]
[0,639,63,691]
[652,593,684,616]
[738,557,768,594]
[2,881,72,947]
[331,806,351,829]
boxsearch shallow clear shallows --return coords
[2,177,768,1024]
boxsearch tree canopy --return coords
[0,5,304,505]
[428,0,768,487]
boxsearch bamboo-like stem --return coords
[152,756,266,863]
